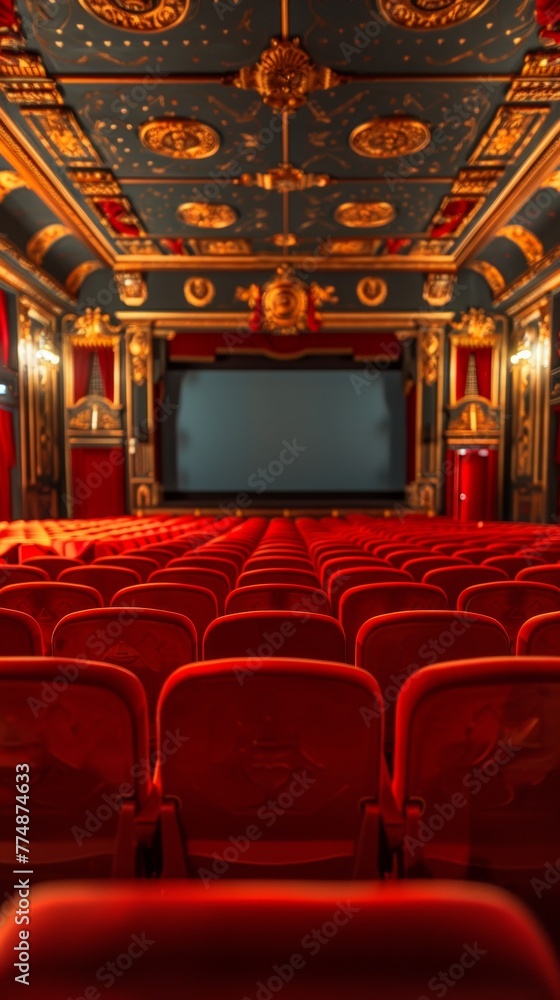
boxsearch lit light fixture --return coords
[64,307,121,349]
[0,384,7,395]
[35,346,60,366]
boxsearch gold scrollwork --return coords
[65,261,104,297]
[450,308,498,348]
[350,116,431,158]
[26,225,71,266]
[128,324,150,387]
[466,260,506,298]
[138,118,220,160]
[423,273,456,307]
[184,277,216,308]
[496,225,544,267]
[334,202,396,228]
[356,277,388,307]
[0,170,26,203]
[178,203,237,229]
[77,0,189,31]
[233,37,342,112]
[378,0,491,29]
[116,272,148,307]
[419,326,441,386]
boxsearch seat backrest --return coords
[0,607,43,655]
[320,555,386,587]
[0,582,102,647]
[328,567,413,615]
[93,555,160,582]
[516,611,560,655]
[482,555,546,579]
[23,556,82,580]
[0,657,150,885]
[459,547,502,564]
[0,565,49,586]
[157,658,382,878]
[457,581,560,649]
[203,611,345,663]
[3,881,556,1000]
[402,556,470,582]
[340,582,448,663]
[236,568,320,590]
[135,546,176,567]
[242,555,314,573]
[167,555,238,588]
[59,566,141,605]
[52,608,196,723]
[423,565,508,609]
[393,657,560,893]
[517,564,560,588]
[386,548,432,568]
[225,583,330,617]
[149,567,230,614]
[357,610,510,746]
[111,582,218,658]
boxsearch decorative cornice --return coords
[0,235,75,307]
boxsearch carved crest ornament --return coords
[236,267,338,336]
[350,117,431,159]
[233,38,342,112]
[138,119,220,160]
[77,0,190,31]
[378,0,491,30]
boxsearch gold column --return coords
[510,299,551,523]
[124,321,159,512]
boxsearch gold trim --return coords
[115,253,456,272]
[117,310,454,332]
[495,225,544,266]
[0,170,27,203]
[334,202,396,228]
[378,0,491,29]
[469,105,550,168]
[349,117,431,159]
[65,261,104,296]
[184,277,215,308]
[0,235,74,306]
[138,118,220,160]
[177,202,237,228]
[26,224,71,266]
[466,260,506,297]
[77,0,189,31]
[356,277,388,307]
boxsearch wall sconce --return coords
[35,346,60,366]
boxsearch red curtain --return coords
[73,348,92,403]
[446,449,498,521]
[455,347,493,400]
[0,0,19,32]
[406,383,417,485]
[0,407,15,520]
[97,347,115,402]
[169,332,402,362]
[0,288,9,367]
[71,447,126,518]
[431,199,476,239]
[94,200,140,237]
[536,0,560,41]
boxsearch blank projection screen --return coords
[163,369,405,494]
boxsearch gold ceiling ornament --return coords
[65,261,104,297]
[447,401,500,436]
[423,273,456,307]
[469,106,549,168]
[115,271,148,307]
[521,52,560,77]
[356,277,388,307]
[177,202,237,229]
[0,170,26,203]
[77,0,190,31]
[412,238,454,256]
[21,107,101,167]
[496,225,544,267]
[236,266,338,335]
[543,170,560,192]
[184,277,216,308]
[138,118,220,160]
[378,0,491,29]
[26,225,71,266]
[452,168,503,197]
[327,239,381,254]
[450,308,498,349]
[237,163,331,193]
[0,80,62,106]
[233,37,342,113]
[189,239,251,255]
[418,326,441,386]
[271,233,299,247]
[128,324,151,387]
[466,260,506,298]
[334,201,396,228]
[507,79,560,102]
[64,308,121,350]
[349,116,431,159]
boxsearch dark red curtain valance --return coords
[168,331,402,362]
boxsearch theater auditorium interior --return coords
[1,0,560,997]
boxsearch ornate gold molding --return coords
[466,260,506,297]
[236,267,338,335]
[127,324,151,387]
[419,325,441,386]
[26,224,71,266]
[496,225,544,266]
[116,271,148,307]
[0,169,26,202]
[423,273,456,307]
[449,308,498,348]
[178,203,237,228]
[237,164,331,193]
[350,117,431,158]
[233,37,342,112]
[469,105,550,168]
[184,277,215,307]
[378,0,490,29]
[0,234,74,306]
[138,118,220,160]
[65,261,104,296]
[334,202,396,228]
[77,0,190,31]
[356,277,388,307]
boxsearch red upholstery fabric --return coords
[225,583,330,616]
[0,581,102,646]
[328,567,413,616]
[0,565,49,585]
[203,611,345,663]
[168,555,239,588]
[70,447,126,518]
[423,565,508,609]
[340,582,448,663]
[457,581,560,649]
[158,658,382,878]
[149,567,230,614]
[0,607,43,654]
[482,555,546,579]
[111,582,217,658]
[517,564,560,588]
[236,567,320,589]
[402,555,470,582]
[59,565,141,605]
[93,554,160,582]
[516,612,560,655]
[24,556,82,580]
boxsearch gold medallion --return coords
[350,117,431,159]
[77,0,189,31]
[139,119,220,160]
[335,202,396,228]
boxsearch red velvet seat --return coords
[402,555,470,582]
[328,566,413,616]
[2,881,556,1000]
[149,567,230,614]
[516,611,560,655]
[135,546,177,567]
[59,565,141,605]
[0,607,44,655]
[423,565,508,609]
[457,581,560,649]
[482,555,546,579]
[243,555,314,573]
[0,565,49,586]
[236,567,320,590]
[356,610,510,747]
[385,548,431,567]
[157,658,383,878]
[320,555,386,587]
[517,564,560,588]
[340,582,448,663]
[168,555,239,588]
[225,583,330,616]
[0,657,153,890]
[0,582,102,647]
[52,607,196,727]
[93,554,160,582]
[111,582,217,657]
[392,657,560,917]
[459,547,505,564]
[203,610,345,662]
[23,556,82,580]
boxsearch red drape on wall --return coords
[0,289,9,367]
[0,288,14,520]
[406,384,416,485]
[73,349,92,402]
[168,332,402,362]
[71,447,126,518]
[455,347,493,400]
[97,347,115,402]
